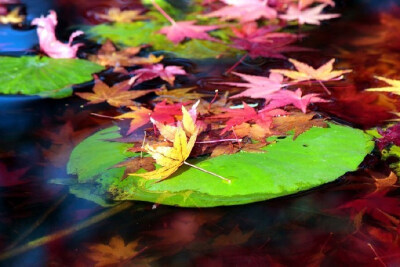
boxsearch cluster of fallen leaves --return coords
[77,50,353,181]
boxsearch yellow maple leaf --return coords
[98,8,147,23]
[152,102,200,141]
[0,8,25,24]
[271,58,352,82]
[365,76,400,95]
[86,235,143,267]
[133,126,198,181]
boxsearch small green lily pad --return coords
[64,123,373,207]
[0,56,104,98]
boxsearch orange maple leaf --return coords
[76,77,156,107]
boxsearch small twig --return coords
[225,53,248,74]
[0,202,133,261]
[196,138,242,144]
[151,0,176,25]
[90,113,115,120]
[231,127,242,149]
[7,194,68,250]
[208,89,219,111]
[183,161,231,183]
[368,243,387,267]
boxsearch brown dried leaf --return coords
[115,157,156,180]
[272,112,327,139]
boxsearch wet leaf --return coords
[115,157,156,180]
[97,7,148,23]
[212,226,254,248]
[0,163,29,187]
[132,64,187,85]
[0,56,103,98]
[366,76,400,95]
[86,236,142,267]
[279,4,340,25]
[76,77,157,107]
[270,58,352,83]
[272,112,327,139]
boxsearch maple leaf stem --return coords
[318,80,331,95]
[151,0,176,25]
[90,113,115,120]
[208,89,219,111]
[367,243,387,267]
[225,53,248,74]
[196,138,242,144]
[183,161,231,183]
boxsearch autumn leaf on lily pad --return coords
[32,10,84,58]
[133,126,199,181]
[151,0,220,44]
[151,102,200,141]
[279,4,340,25]
[132,64,187,85]
[76,77,157,107]
[86,236,144,266]
[205,0,277,23]
[365,76,400,95]
[0,7,24,24]
[210,102,286,134]
[265,88,328,113]
[272,112,327,139]
[114,156,156,180]
[219,72,285,100]
[97,7,148,23]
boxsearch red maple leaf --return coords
[152,0,219,44]
[376,123,400,150]
[264,88,328,113]
[217,72,285,100]
[132,64,187,85]
[210,102,286,134]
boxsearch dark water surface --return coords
[1,0,400,266]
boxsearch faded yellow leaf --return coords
[0,8,25,24]
[86,235,142,267]
[271,58,351,82]
[366,76,400,95]
[98,8,147,23]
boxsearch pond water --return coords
[1,0,400,266]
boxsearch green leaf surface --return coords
[65,123,373,207]
[0,56,104,98]
[87,22,238,59]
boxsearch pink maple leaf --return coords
[205,0,277,23]
[217,72,285,100]
[264,88,328,113]
[31,10,83,58]
[132,64,187,85]
[151,0,219,44]
[279,4,340,25]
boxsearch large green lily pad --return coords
[87,21,238,59]
[0,56,104,98]
[63,123,373,207]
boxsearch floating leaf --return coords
[0,56,104,98]
[66,123,373,207]
[87,21,238,59]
